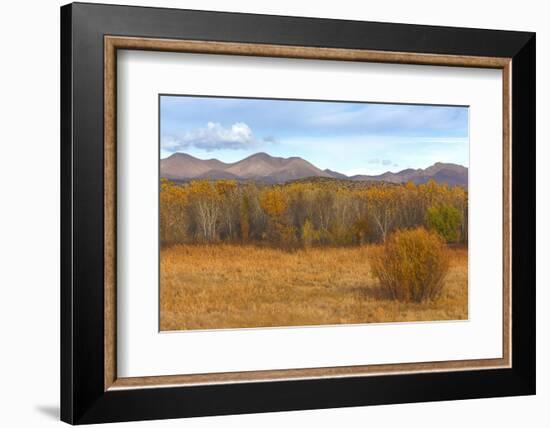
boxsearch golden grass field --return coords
[160,244,468,331]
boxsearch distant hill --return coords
[161,152,332,183]
[161,153,229,181]
[352,162,468,187]
[324,169,349,180]
[161,152,468,187]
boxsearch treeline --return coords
[160,178,468,248]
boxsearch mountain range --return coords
[161,152,468,187]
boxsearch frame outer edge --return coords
[60,3,75,424]
[73,2,533,58]
[510,33,536,392]
[63,3,536,423]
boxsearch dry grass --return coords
[160,244,468,331]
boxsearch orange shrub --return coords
[371,227,450,302]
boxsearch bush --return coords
[371,227,450,302]
[425,204,462,243]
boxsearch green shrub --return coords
[425,204,462,243]
[371,227,450,302]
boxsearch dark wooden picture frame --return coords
[61,2,535,424]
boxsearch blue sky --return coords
[160,95,469,175]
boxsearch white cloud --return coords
[162,122,258,152]
[367,158,393,166]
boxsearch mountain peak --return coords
[247,152,272,159]
[169,152,196,159]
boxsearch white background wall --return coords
[0,0,546,426]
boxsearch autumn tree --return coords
[187,180,222,242]
[425,204,462,243]
[365,186,399,242]
[160,179,189,245]
[160,176,468,248]
[240,194,250,242]
[313,189,335,241]
[352,219,369,245]
[259,187,292,245]
[396,182,425,229]
[450,186,468,243]
[215,180,238,240]
[301,218,317,248]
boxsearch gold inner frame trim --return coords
[104,35,512,391]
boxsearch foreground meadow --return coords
[160,244,468,331]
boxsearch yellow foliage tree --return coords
[160,179,189,245]
[159,176,468,247]
[187,180,222,242]
[259,188,287,217]
[365,186,399,242]
[259,188,294,245]
[240,194,250,242]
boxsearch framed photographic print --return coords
[60,2,536,424]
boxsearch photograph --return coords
[159,95,469,331]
